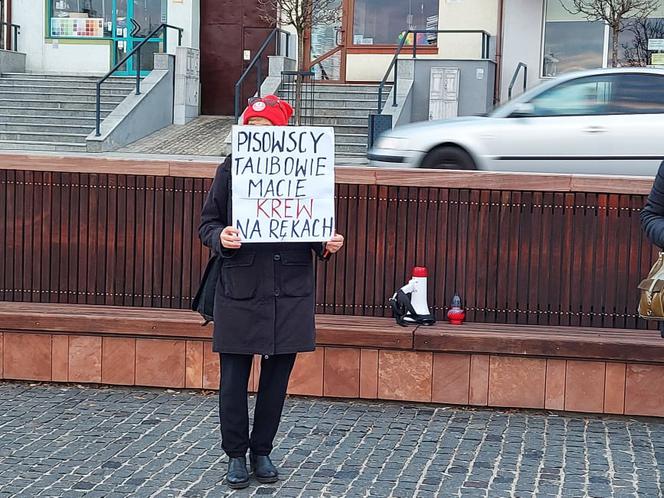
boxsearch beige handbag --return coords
[638,252,664,320]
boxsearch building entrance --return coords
[200,0,273,115]
[48,0,166,75]
[111,0,166,75]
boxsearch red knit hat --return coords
[241,95,294,126]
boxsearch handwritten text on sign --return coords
[231,126,335,243]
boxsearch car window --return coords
[612,74,664,114]
[527,75,614,117]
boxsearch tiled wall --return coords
[292,349,664,418]
[2,331,663,417]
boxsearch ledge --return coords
[315,315,412,349]
[414,322,664,363]
[0,302,409,349]
[0,152,655,194]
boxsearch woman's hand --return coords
[325,233,344,254]
[220,226,242,250]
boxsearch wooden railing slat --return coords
[0,165,658,331]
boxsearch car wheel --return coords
[421,146,476,170]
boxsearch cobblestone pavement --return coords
[1,382,663,498]
[119,116,234,157]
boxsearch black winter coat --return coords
[640,160,664,337]
[641,162,664,249]
[198,157,329,355]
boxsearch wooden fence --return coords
[0,156,658,330]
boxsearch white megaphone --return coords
[389,267,436,326]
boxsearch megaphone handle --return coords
[401,280,415,294]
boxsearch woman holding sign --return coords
[199,95,344,489]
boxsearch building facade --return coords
[305,0,499,82]
[5,0,502,114]
[11,0,197,74]
[5,0,662,116]
[500,0,664,101]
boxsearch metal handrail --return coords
[95,23,183,136]
[377,29,492,113]
[508,62,528,100]
[0,21,20,51]
[234,28,291,122]
[281,70,315,125]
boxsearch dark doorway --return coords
[200,0,275,115]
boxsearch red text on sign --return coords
[256,198,315,219]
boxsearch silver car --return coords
[368,68,664,176]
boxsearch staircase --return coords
[282,83,390,162]
[0,73,135,152]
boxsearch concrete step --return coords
[0,112,105,123]
[0,99,117,111]
[1,73,133,83]
[0,78,135,89]
[288,90,386,100]
[302,107,377,118]
[335,133,368,145]
[281,95,387,112]
[0,122,94,134]
[299,99,383,110]
[336,143,367,154]
[334,150,367,158]
[282,83,389,93]
[0,91,126,104]
[311,115,369,126]
[329,124,369,135]
[0,131,88,144]
[0,83,133,96]
[0,73,127,151]
[0,139,87,152]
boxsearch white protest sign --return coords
[231,125,335,243]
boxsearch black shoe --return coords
[250,453,279,483]
[226,456,250,489]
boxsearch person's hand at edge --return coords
[220,226,242,249]
[324,233,344,254]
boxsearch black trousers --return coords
[219,353,297,458]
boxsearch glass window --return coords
[612,74,664,114]
[132,0,163,37]
[542,1,664,74]
[616,15,664,67]
[50,0,113,38]
[528,75,615,116]
[542,0,606,77]
[310,0,342,80]
[352,0,439,46]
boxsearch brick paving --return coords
[119,116,234,157]
[116,116,369,166]
[1,382,663,498]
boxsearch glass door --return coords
[307,0,346,81]
[113,0,165,76]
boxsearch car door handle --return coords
[583,126,607,134]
